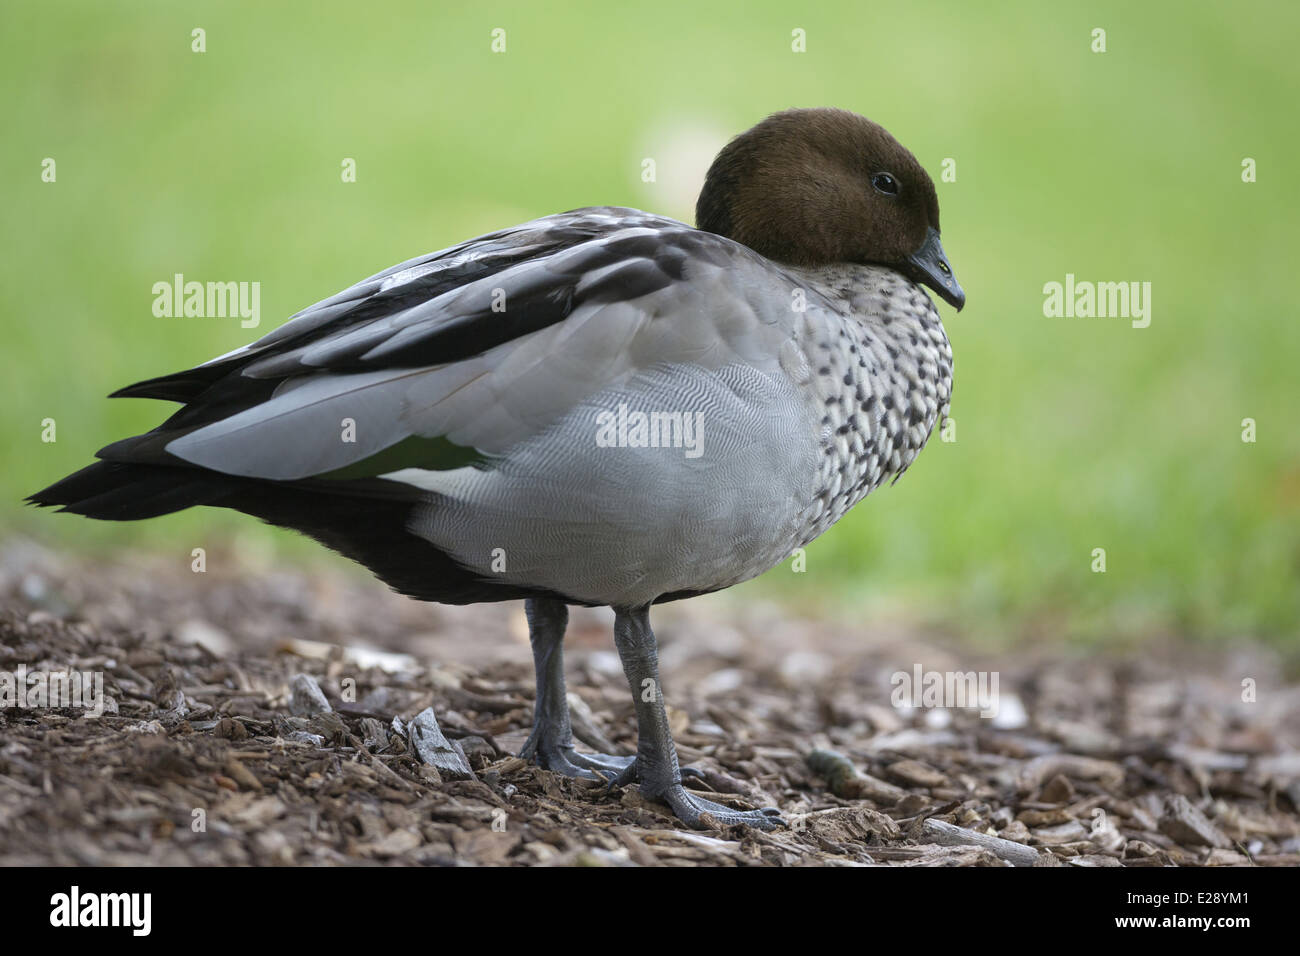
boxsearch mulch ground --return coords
[1,538,1297,866]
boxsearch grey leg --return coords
[608,604,784,830]
[517,597,637,779]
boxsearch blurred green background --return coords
[3,1,1297,648]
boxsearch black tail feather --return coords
[26,461,233,520]
[27,460,562,606]
[108,357,242,403]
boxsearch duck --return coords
[29,107,962,830]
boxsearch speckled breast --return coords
[785,265,954,549]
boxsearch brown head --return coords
[695,107,964,309]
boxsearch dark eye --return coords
[871,172,899,196]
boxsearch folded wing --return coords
[99,208,799,482]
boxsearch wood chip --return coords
[1159,795,1232,849]
[408,707,474,780]
[920,819,1041,867]
[288,674,331,717]
[1019,754,1125,791]
[886,758,949,789]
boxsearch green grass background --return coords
[3,1,1297,648]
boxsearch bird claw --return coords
[662,785,786,831]
[596,761,779,831]
[521,743,637,782]
[599,758,706,794]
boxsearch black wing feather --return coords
[98,210,732,463]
